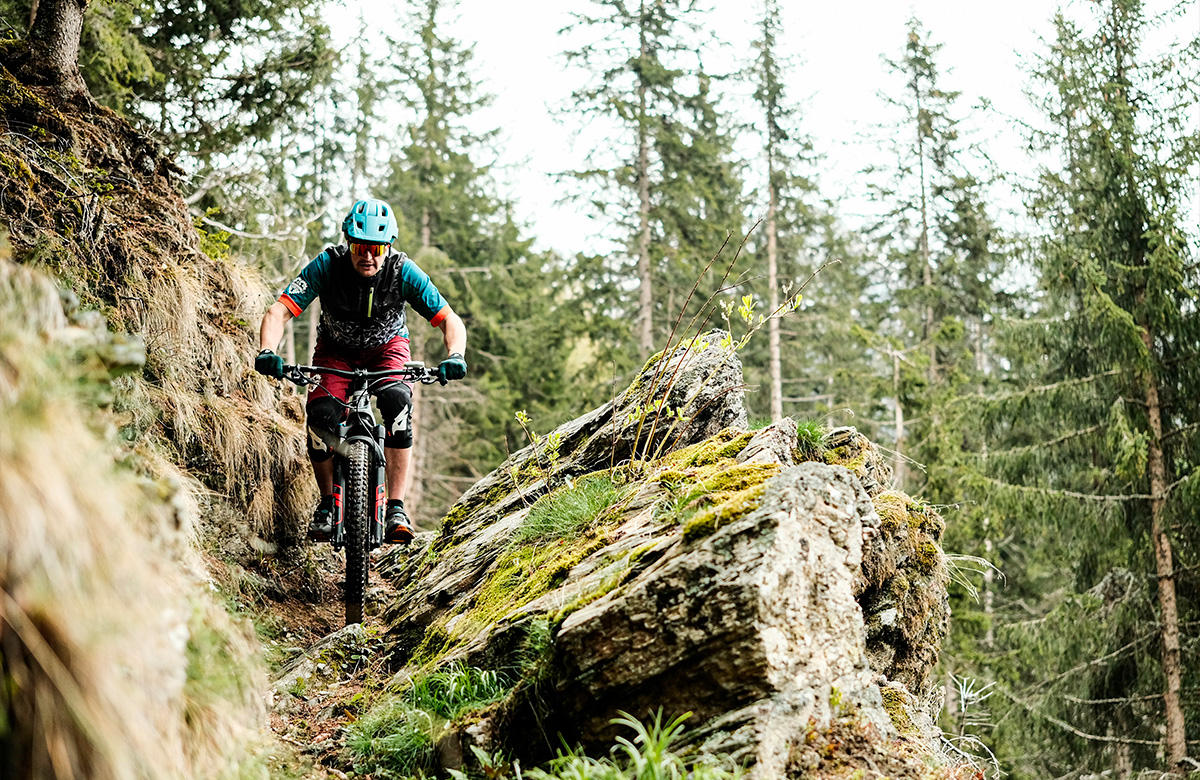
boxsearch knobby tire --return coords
[344,441,371,626]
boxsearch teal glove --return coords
[255,349,284,378]
[437,352,467,384]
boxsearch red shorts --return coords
[308,334,411,403]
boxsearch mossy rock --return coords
[873,491,908,533]
[682,482,770,543]
[664,427,754,469]
[880,686,917,736]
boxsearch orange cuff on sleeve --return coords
[279,294,303,317]
[429,305,449,329]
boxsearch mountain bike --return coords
[281,360,443,626]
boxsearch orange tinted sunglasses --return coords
[349,241,389,257]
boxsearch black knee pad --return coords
[306,396,342,462]
[376,381,413,449]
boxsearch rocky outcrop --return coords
[371,336,952,775]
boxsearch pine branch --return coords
[1164,421,1200,441]
[1021,634,1154,695]
[996,686,1164,747]
[974,472,1193,503]
[975,474,1150,502]
[955,368,1123,406]
[1000,685,1200,747]
[981,425,1105,459]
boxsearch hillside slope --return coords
[0,62,321,779]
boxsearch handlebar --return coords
[281,361,445,387]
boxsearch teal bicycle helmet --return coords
[343,198,399,244]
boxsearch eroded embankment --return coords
[0,63,328,779]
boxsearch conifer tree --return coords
[377,0,573,523]
[962,2,1199,773]
[562,0,740,362]
[865,19,1002,488]
[742,0,821,422]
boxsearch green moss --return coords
[410,621,455,667]
[889,573,911,599]
[873,491,909,534]
[627,542,658,565]
[0,150,36,190]
[553,567,628,622]
[823,445,866,471]
[682,482,769,542]
[666,427,754,468]
[914,540,942,575]
[880,687,917,735]
[449,531,611,643]
[695,461,780,493]
[641,348,667,374]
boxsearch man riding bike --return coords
[254,198,467,544]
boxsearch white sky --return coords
[325,0,1198,258]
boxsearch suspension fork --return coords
[330,421,349,549]
[371,423,387,549]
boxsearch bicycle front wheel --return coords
[343,440,371,625]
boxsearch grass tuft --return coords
[345,663,510,778]
[515,476,624,546]
[523,710,743,780]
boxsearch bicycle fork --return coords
[370,423,386,549]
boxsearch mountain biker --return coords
[254,198,467,544]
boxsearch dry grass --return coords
[0,255,269,779]
[0,63,321,778]
[0,67,313,543]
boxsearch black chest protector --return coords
[317,247,409,349]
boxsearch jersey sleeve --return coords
[278,250,333,316]
[399,256,450,327]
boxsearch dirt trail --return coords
[247,543,416,775]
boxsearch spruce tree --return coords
[739,0,825,424]
[962,2,1199,774]
[561,0,741,363]
[865,18,1002,489]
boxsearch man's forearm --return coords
[439,310,467,355]
[259,301,292,351]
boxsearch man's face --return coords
[350,242,388,277]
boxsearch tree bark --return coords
[1142,329,1186,770]
[23,0,91,100]
[636,1,654,360]
[767,175,782,422]
[892,352,906,488]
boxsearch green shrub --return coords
[794,419,827,460]
[345,701,435,779]
[522,711,743,780]
[345,664,510,777]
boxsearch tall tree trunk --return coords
[892,352,906,488]
[405,207,433,521]
[767,174,782,421]
[1142,330,1186,769]
[22,0,91,99]
[636,3,653,360]
[914,80,935,384]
